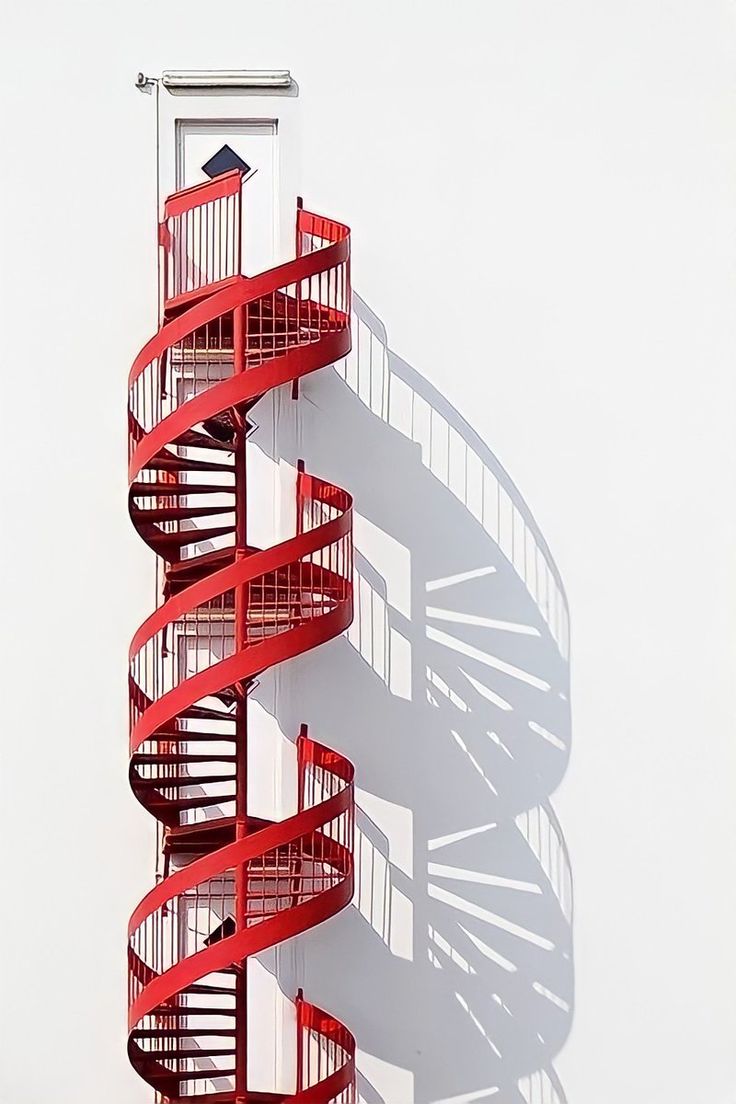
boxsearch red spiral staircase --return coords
[127,168,356,1102]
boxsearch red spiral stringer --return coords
[127,169,356,1102]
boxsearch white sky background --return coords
[2,1,736,1101]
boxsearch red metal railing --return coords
[128,170,356,1102]
[159,169,243,308]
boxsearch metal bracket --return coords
[135,72,157,93]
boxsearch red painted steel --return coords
[128,172,356,1102]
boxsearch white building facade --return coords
[2,5,736,1103]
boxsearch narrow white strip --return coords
[455,993,502,1057]
[528,720,566,751]
[429,884,555,950]
[460,925,517,972]
[459,669,513,711]
[427,626,550,691]
[532,981,570,1012]
[427,607,540,636]
[428,863,542,895]
[426,565,497,592]
[428,822,497,852]
[452,731,498,795]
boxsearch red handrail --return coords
[163,168,243,219]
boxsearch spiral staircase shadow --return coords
[255,293,573,1104]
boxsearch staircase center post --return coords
[233,299,249,1104]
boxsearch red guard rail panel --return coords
[128,170,356,1103]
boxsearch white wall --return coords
[2,1,736,1102]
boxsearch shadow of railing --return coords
[256,292,573,1103]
